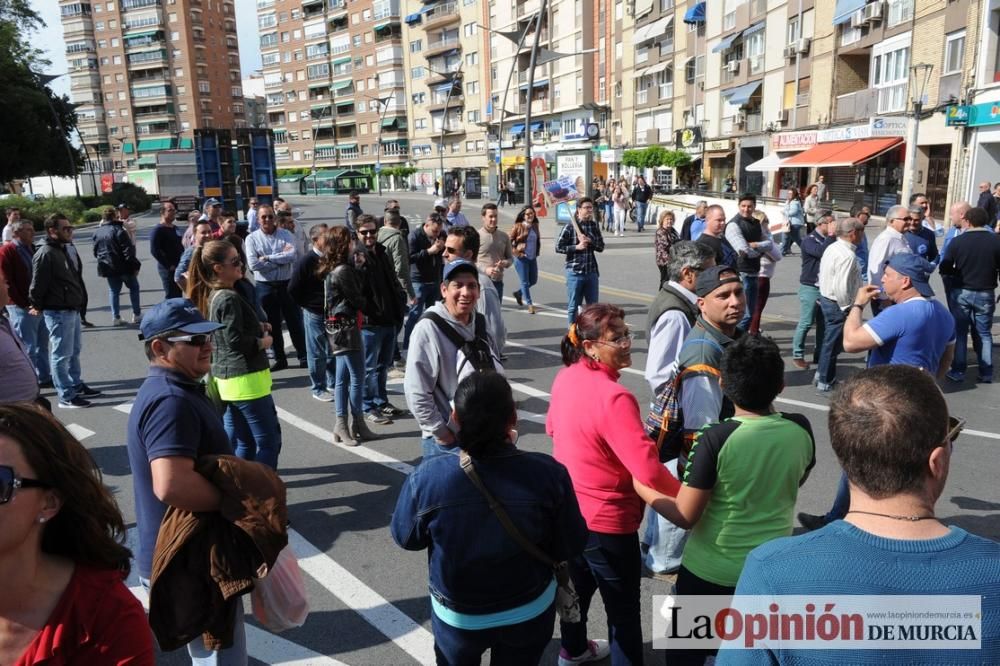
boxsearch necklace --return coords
[846,510,936,522]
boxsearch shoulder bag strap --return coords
[422,311,467,350]
[459,451,556,569]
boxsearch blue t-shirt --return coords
[716,521,1000,664]
[125,366,233,579]
[864,297,955,373]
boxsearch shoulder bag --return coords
[324,266,361,355]
[459,451,581,623]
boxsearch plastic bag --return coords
[251,546,310,632]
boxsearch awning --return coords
[722,80,762,106]
[510,123,526,134]
[381,117,399,128]
[712,32,740,53]
[833,0,866,25]
[382,138,408,146]
[683,1,705,24]
[308,169,349,180]
[331,56,351,65]
[337,143,358,151]
[518,78,549,90]
[277,174,305,183]
[634,15,671,43]
[501,155,526,167]
[137,155,157,167]
[137,138,173,151]
[742,21,765,37]
[123,142,134,155]
[530,121,544,131]
[373,21,392,31]
[124,30,158,40]
[644,61,670,76]
[330,79,353,91]
[781,137,904,168]
[308,81,330,89]
[632,67,648,78]
[179,137,193,149]
[404,12,421,24]
[744,153,790,172]
[435,81,459,93]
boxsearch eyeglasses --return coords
[0,465,49,505]
[946,416,965,444]
[443,246,461,255]
[164,333,214,347]
[596,331,635,350]
[260,215,275,220]
[218,257,242,267]
[894,216,914,222]
[358,229,378,236]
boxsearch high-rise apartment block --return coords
[61,0,245,171]
[258,0,409,179]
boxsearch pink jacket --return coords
[547,360,680,534]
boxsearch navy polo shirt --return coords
[126,365,233,579]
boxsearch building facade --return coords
[61,0,246,172]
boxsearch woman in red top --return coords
[546,304,680,666]
[0,404,153,665]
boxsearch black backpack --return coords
[421,311,499,376]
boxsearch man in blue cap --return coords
[798,254,955,531]
[125,298,249,662]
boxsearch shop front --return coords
[705,139,735,192]
[951,99,1000,205]
[674,127,704,189]
[753,130,819,198]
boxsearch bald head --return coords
[950,201,971,229]
[835,217,863,238]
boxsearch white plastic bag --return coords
[251,546,310,632]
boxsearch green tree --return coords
[0,1,83,187]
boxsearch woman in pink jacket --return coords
[546,303,681,666]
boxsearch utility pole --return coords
[521,0,547,208]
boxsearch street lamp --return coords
[33,70,81,198]
[364,82,396,196]
[426,64,463,198]
[907,63,934,200]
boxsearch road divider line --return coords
[66,424,95,440]
[288,529,436,665]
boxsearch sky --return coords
[32,0,264,101]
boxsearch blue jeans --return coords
[565,270,599,324]
[561,531,643,666]
[224,394,282,469]
[782,225,804,254]
[335,348,365,417]
[255,280,306,363]
[950,288,995,380]
[738,272,758,331]
[43,310,82,402]
[362,325,395,412]
[106,273,141,319]
[156,264,182,299]
[604,202,615,230]
[640,458,687,574]
[140,577,247,665]
[432,602,555,666]
[303,310,336,395]
[492,279,504,302]
[635,201,648,231]
[817,297,847,389]
[791,285,824,363]
[403,281,440,350]
[825,471,850,522]
[513,257,538,305]
[421,434,459,462]
[6,305,50,383]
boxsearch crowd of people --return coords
[0,183,999,666]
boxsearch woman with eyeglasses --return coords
[546,303,681,665]
[187,240,283,469]
[0,404,153,664]
[509,205,541,314]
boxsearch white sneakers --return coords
[558,639,611,666]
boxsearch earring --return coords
[38,517,46,524]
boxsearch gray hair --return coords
[705,203,725,219]
[667,241,715,282]
[885,204,909,222]
[835,217,863,238]
[12,219,34,231]
[696,200,708,209]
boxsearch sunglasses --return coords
[947,416,965,444]
[260,215,275,220]
[894,216,914,222]
[0,464,49,505]
[358,229,378,236]
[164,333,214,347]
[218,257,242,267]
[443,246,461,254]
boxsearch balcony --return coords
[517,100,550,114]
[427,94,463,113]
[422,2,459,30]
[745,112,762,133]
[71,74,102,90]
[876,84,907,114]
[425,36,460,58]
[66,41,96,54]
[834,88,878,122]
[122,12,163,30]
[121,0,160,10]
[126,49,167,67]
[124,33,165,51]
[373,0,400,20]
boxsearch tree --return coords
[0,1,83,186]
[622,145,692,171]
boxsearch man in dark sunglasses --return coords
[127,298,253,662]
[866,204,913,315]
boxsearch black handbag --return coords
[324,270,361,356]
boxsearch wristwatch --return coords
[851,303,865,311]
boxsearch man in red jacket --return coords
[0,219,50,385]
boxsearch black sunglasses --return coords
[0,464,49,505]
[164,333,214,347]
[358,229,378,236]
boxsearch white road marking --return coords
[114,402,133,414]
[288,529,436,665]
[66,423,95,440]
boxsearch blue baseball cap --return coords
[442,259,478,282]
[204,198,222,208]
[885,254,934,298]
[139,298,223,340]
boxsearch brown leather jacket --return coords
[149,455,287,652]
[509,221,541,259]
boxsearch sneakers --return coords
[797,512,830,532]
[527,304,537,315]
[81,319,95,328]
[945,370,965,383]
[365,410,392,425]
[979,375,993,384]
[558,639,611,666]
[58,396,92,409]
[791,358,809,370]
[270,360,289,372]
[76,383,102,397]
[387,367,406,380]
[379,403,406,417]
[513,289,523,307]
[111,317,125,326]
[312,390,335,402]
[129,311,140,325]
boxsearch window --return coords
[466,81,479,95]
[463,22,477,37]
[944,30,965,75]
[745,32,764,75]
[467,110,479,122]
[412,92,426,104]
[411,66,425,79]
[872,34,910,113]
[199,80,211,93]
[231,86,242,98]
[410,39,422,53]
[466,52,478,66]
[637,46,649,64]
[887,0,914,27]
[112,55,122,64]
[174,67,183,77]
[171,31,180,41]
[415,118,427,129]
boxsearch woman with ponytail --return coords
[186,240,283,469]
[546,303,682,666]
[391,372,587,665]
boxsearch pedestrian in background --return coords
[749,213,781,336]
[654,209,681,286]
[555,198,604,324]
[288,223,335,403]
[150,199,184,299]
[0,218,49,386]
[602,178,616,232]
[781,188,805,255]
[93,206,142,326]
[803,184,820,234]
[477,203,513,301]
[631,175,653,233]
[510,205,541,314]
[611,182,629,237]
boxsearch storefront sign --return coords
[818,117,908,143]
[704,139,732,152]
[675,127,703,154]
[771,131,817,150]
[600,149,623,163]
[948,101,1000,127]
[945,105,970,126]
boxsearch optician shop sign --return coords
[817,117,908,143]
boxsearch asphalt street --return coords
[50,191,1000,665]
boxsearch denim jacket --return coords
[390,444,588,615]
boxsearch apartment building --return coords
[61,0,245,172]
[259,0,408,185]
[400,0,490,197]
